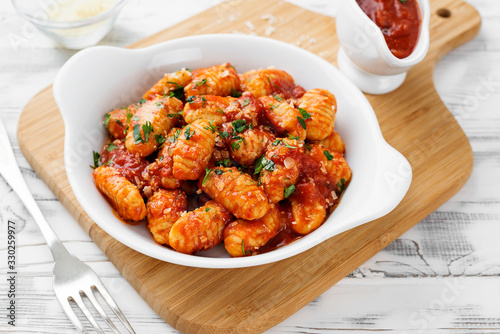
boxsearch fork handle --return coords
[0,120,70,262]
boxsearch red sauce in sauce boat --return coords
[336,0,430,94]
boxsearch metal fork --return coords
[0,119,136,334]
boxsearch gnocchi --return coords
[147,189,187,245]
[92,63,351,257]
[169,200,233,254]
[298,88,337,140]
[124,96,182,157]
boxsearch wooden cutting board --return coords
[17,0,480,333]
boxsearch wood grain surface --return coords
[14,0,481,333]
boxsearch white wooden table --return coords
[1,0,499,333]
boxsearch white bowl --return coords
[12,0,128,49]
[53,34,412,268]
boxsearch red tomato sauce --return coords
[257,204,302,254]
[257,150,342,254]
[100,140,149,187]
[357,0,422,59]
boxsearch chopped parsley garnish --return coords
[124,112,133,135]
[194,78,207,88]
[284,184,296,199]
[202,168,225,186]
[231,140,242,151]
[272,139,297,149]
[231,88,242,97]
[337,178,346,192]
[215,158,231,167]
[103,113,111,128]
[201,96,207,107]
[184,126,195,140]
[169,87,184,99]
[254,155,275,174]
[202,168,212,186]
[304,143,312,150]
[158,155,164,161]
[216,108,225,114]
[273,94,283,101]
[106,143,117,152]
[297,116,307,129]
[242,99,250,107]
[90,151,100,169]
[267,75,278,88]
[132,115,140,121]
[323,150,334,161]
[168,129,181,143]
[167,113,182,119]
[298,108,311,120]
[166,81,183,88]
[218,130,230,139]
[142,121,154,142]
[155,134,166,145]
[241,239,251,255]
[269,103,279,110]
[133,124,143,144]
[232,119,248,133]
[204,121,218,133]
[103,157,114,166]
[399,0,407,3]
[287,133,300,140]
[186,96,196,103]
[138,98,147,104]
[156,102,165,109]
[205,207,211,212]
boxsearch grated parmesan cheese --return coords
[284,157,295,169]
[48,0,118,22]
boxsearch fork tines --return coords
[58,282,136,334]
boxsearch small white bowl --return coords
[12,0,128,49]
[336,0,430,94]
[53,34,412,268]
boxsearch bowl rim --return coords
[11,0,128,29]
[54,33,412,269]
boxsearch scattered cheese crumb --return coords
[284,157,295,169]
[265,26,276,36]
[245,21,256,31]
[261,14,277,25]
